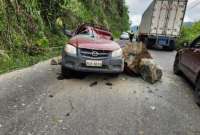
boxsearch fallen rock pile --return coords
[122,42,162,84]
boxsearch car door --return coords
[190,39,200,82]
[180,36,200,83]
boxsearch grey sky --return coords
[125,0,200,26]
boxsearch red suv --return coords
[174,36,200,105]
[61,23,124,76]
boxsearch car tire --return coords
[168,40,175,51]
[195,77,200,106]
[173,54,182,75]
[166,47,174,51]
[61,66,72,77]
[164,45,174,51]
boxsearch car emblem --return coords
[92,51,99,57]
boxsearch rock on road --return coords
[0,50,200,135]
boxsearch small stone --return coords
[150,106,156,110]
[0,124,2,128]
[18,85,23,88]
[49,94,54,98]
[39,106,43,111]
[27,132,32,135]
[22,103,26,106]
[148,89,153,93]
[58,120,63,123]
[62,127,67,130]
[121,78,126,81]
[139,131,144,135]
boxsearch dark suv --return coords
[174,36,200,105]
[61,23,124,76]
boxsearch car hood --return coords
[68,35,120,51]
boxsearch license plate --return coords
[86,60,102,67]
[159,39,166,45]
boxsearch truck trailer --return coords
[138,0,188,50]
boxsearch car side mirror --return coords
[63,29,73,37]
[63,25,73,37]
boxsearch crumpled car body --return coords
[61,23,124,74]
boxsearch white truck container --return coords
[139,0,188,50]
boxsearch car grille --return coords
[79,48,110,59]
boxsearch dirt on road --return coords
[0,50,200,135]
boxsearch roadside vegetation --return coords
[176,21,200,49]
[0,0,129,74]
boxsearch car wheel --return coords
[61,66,72,77]
[195,77,200,106]
[173,54,181,75]
[168,40,175,51]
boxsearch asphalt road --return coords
[0,50,200,135]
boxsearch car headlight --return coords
[112,48,122,58]
[64,44,77,56]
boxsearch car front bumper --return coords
[62,53,124,73]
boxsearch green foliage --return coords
[35,37,49,48]
[177,21,200,49]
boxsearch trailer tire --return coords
[145,38,155,49]
[168,40,175,51]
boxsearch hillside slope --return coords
[0,0,129,73]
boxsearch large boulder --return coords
[122,42,162,83]
[139,58,163,84]
[123,42,152,75]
